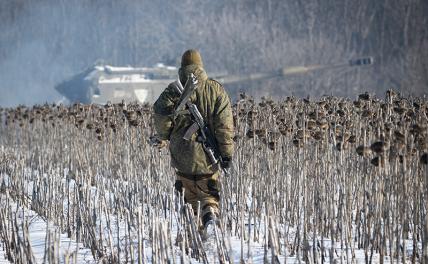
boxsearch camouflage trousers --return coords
[174,170,220,227]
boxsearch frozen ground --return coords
[0,172,420,263]
[0,199,95,263]
[0,244,6,264]
[0,197,295,263]
[1,200,404,264]
[0,172,293,263]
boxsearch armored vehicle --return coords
[55,57,373,104]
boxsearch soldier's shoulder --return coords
[167,81,179,91]
[206,78,225,93]
[163,82,181,96]
[207,78,223,87]
[154,82,179,107]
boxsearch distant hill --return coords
[0,0,427,106]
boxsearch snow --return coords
[0,244,7,264]
[103,64,176,74]
[0,198,95,263]
[0,171,422,263]
[98,75,152,84]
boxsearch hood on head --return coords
[179,64,208,85]
[181,49,203,68]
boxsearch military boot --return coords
[201,211,219,241]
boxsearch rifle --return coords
[172,74,228,171]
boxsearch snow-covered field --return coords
[1,172,418,263]
[1,172,294,263]
[0,204,95,263]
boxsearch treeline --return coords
[0,0,427,106]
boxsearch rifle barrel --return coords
[216,56,374,84]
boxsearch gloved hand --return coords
[156,140,168,149]
[149,135,168,149]
[221,157,232,170]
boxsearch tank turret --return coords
[55,64,177,104]
[55,57,373,104]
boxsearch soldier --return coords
[153,49,234,234]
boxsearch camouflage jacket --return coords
[153,64,234,175]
